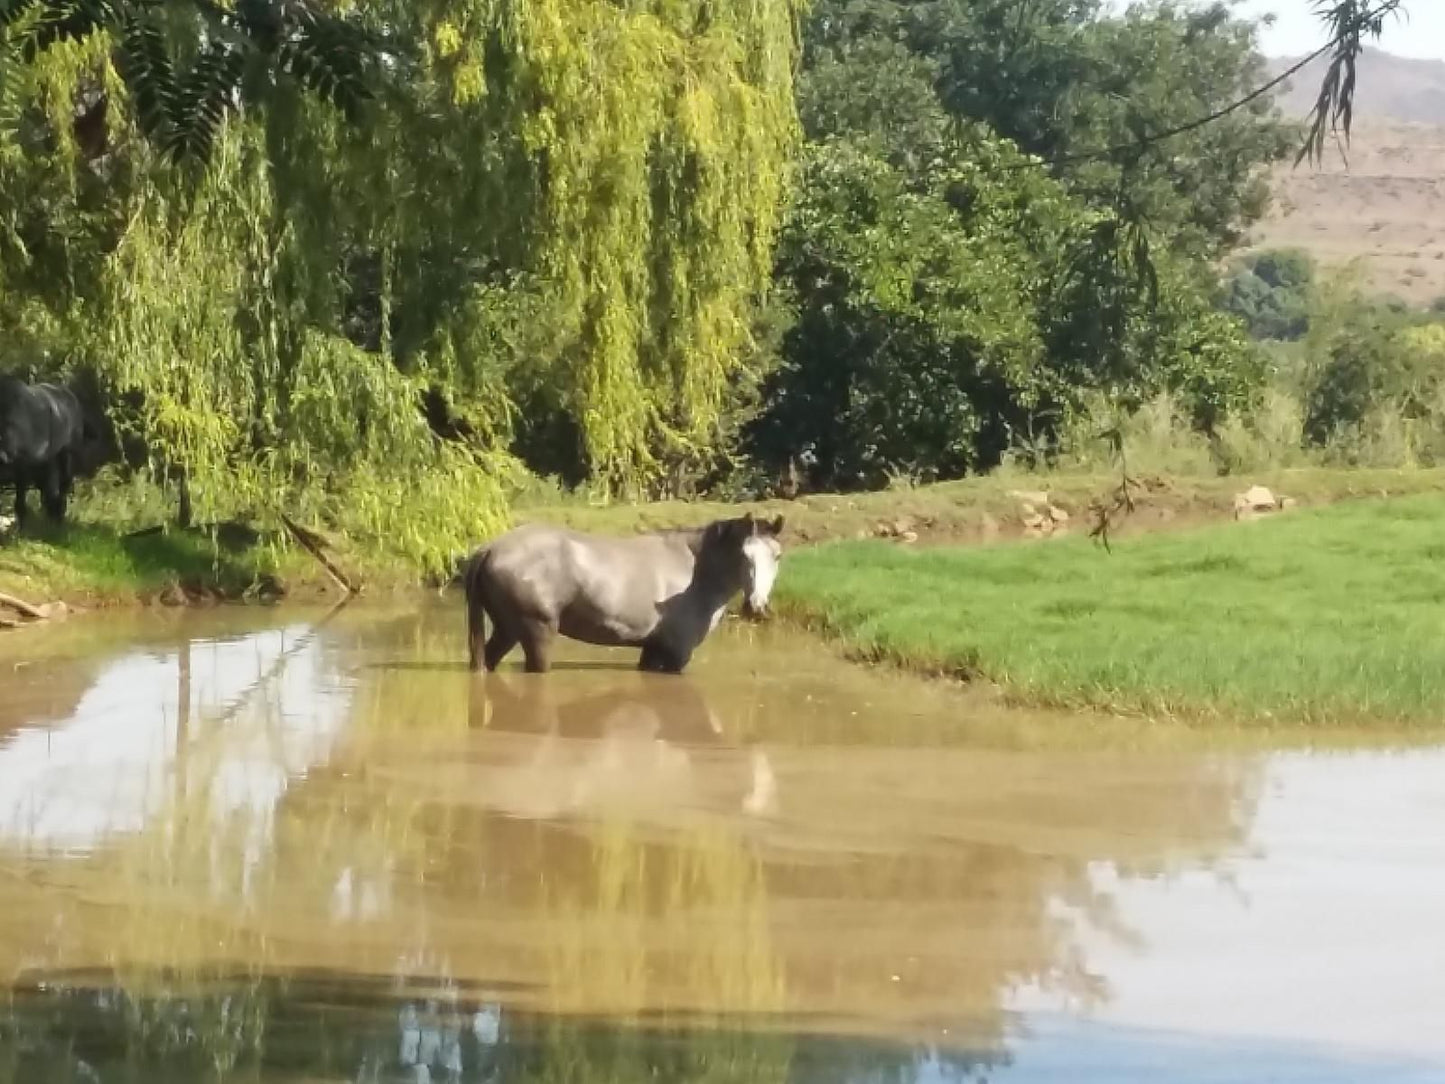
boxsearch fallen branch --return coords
[0,592,46,620]
[280,513,360,595]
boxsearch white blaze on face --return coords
[742,534,781,611]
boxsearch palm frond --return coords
[115,8,176,147]
[166,38,244,162]
[9,0,388,164]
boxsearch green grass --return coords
[0,522,288,605]
[778,493,1445,725]
[9,464,1445,618]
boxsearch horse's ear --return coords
[769,515,785,536]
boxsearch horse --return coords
[0,375,87,529]
[464,512,786,675]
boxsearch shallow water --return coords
[0,602,1442,1082]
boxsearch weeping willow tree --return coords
[0,0,807,575]
[361,0,808,493]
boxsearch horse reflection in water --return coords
[466,671,778,823]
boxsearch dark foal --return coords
[0,375,86,529]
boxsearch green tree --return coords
[748,0,1278,488]
[750,136,1055,489]
[1,0,807,567]
[1222,249,1316,341]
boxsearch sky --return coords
[1229,1,1445,60]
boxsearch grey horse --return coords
[464,512,785,674]
[0,375,86,528]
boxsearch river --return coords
[0,602,1441,1082]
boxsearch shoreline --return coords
[7,468,1445,730]
[6,466,1443,617]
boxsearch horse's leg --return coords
[518,619,554,674]
[465,559,489,672]
[56,449,74,521]
[467,558,521,672]
[13,466,29,529]
[639,637,690,675]
[484,628,519,671]
[42,457,67,523]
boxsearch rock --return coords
[873,516,917,540]
[1280,497,1299,511]
[157,583,187,608]
[898,530,919,544]
[1021,511,1046,530]
[1008,489,1050,506]
[1047,505,1070,524]
[1233,484,1281,520]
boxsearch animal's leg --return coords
[465,563,489,673]
[519,620,554,674]
[483,629,519,671]
[639,637,690,675]
[43,458,67,522]
[13,468,29,529]
[58,448,74,508]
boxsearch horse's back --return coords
[0,379,83,461]
[473,523,692,641]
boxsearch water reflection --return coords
[0,615,352,858]
[0,606,1436,1080]
[464,671,778,821]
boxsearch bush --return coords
[1221,248,1315,341]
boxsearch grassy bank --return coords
[0,523,299,610]
[5,465,1445,612]
[778,492,1445,725]
[520,466,1445,546]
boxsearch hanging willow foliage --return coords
[2,0,806,572]
[400,0,808,493]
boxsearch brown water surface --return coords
[0,603,1442,1082]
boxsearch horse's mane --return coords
[648,519,736,553]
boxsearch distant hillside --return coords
[1245,50,1445,306]
[1267,48,1445,126]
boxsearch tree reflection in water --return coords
[0,973,1004,1083]
[0,607,1263,1083]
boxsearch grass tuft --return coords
[778,493,1445,725]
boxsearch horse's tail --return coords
[464,546,490,672]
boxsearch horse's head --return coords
[704,512,786,619]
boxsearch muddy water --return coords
[0,604,1442,1082]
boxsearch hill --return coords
[1246,49,1445,306]
[1267,48,1445,126]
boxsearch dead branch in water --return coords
[0,591,72,631]
[280,513,360,595]
[0,592,47,620]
